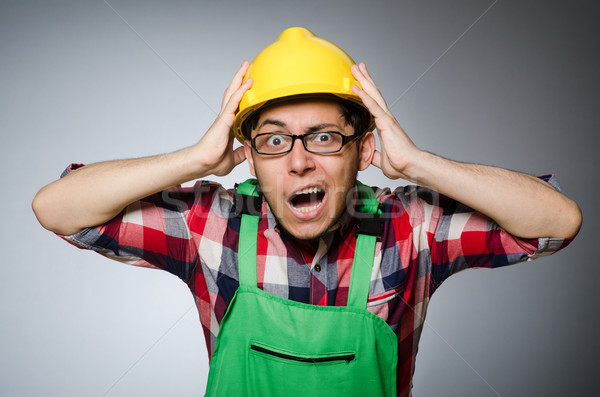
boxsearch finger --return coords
[352,63,377,90]
[222,61,250,108]
[228,61,250,93]
[352,84,388,119]
[360,67,387,111]
[351,65,379,105]
[358,62,376,85]
[351,64,388,112]
[221,62,249,110]
[222,77,253,118]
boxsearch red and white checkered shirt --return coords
[61,164,572,396]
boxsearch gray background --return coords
[2,0,598,396]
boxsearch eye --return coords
[313,132,333,143]
[266,134,285,147]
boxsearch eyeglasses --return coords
[251,131,362,155]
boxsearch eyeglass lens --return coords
[255,132,345,154]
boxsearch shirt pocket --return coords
[366,283,405,309]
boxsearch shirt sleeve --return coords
[58,164,212,283]
[394,175,574,288]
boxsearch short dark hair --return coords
[241,94,372,141]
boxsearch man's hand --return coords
[350,62,581,239]
[351,63,422,182]
[193,61,252,177]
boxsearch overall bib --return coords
[205,180,398,396]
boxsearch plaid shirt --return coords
[61,164,572,396]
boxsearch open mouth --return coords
[288,186,325,213]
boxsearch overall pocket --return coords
[247,341,357,395]
[250,343,355,364]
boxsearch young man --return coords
[33,28,581,396]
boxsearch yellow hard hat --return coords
[233,27,370,143]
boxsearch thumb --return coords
[371,150,382,169]
[232,146,247,166]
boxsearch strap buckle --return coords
[233,183,263,217]
[355,212,384,238]
[354,200,385,239]
[351,193,385,239]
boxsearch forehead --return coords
[254,99,345,132]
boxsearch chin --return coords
[279,220,331,242]
[288,230,322,242]
[281,225,318,241]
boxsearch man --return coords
[33,28,581,396]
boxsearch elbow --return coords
[32,187,58,232]
[554,198,583,239]
[564,201,583,238]
[32,186,78,236]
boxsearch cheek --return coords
[325,158,359,207]
[327,153,359,183]
[253,162,285,212]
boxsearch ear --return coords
[243,141,256,177]
[357,131,375,171]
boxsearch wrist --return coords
[397,148,431,184]
[181,144,212,180]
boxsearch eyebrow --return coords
[257,119,287,129]
[256,120,341,133]
[305,123,340,133]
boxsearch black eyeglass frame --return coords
[250,131,365,155]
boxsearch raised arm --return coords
[32,62,253,236]
[351,63,581,239]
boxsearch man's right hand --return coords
[32,62,253,235]
[193,61,252,177]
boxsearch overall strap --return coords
[234,179,384,309]
[346,182,384,309]
[235,179,262,288]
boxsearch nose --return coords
[287,139,315,175]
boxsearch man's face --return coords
[244,99,373,241]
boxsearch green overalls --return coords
[205,179,397,396]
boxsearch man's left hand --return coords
[351,62,422,182]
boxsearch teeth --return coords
[289,186,324,213]
[295,186,320,195]
[294,202,322,212]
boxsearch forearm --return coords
[33,62,252,236]
[404,151,582,238]
[350,63,581,239]
[32,145,208,235]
